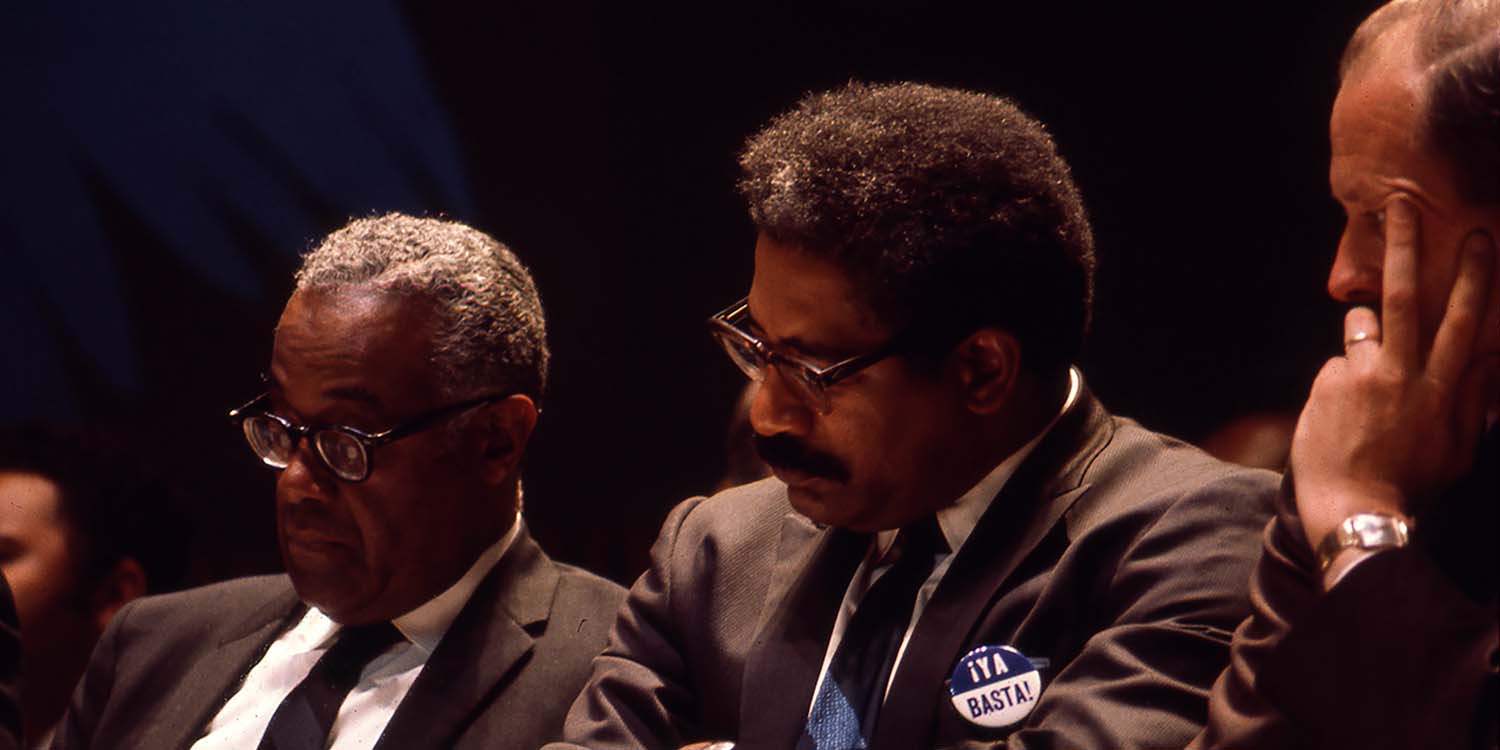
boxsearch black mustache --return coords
[753,434,849,482]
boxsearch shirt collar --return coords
[874,367,1081,559]
[309,511,522,654]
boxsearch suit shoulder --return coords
[119,574,291,623]
[551,562,628,613]
[1073,417,1278,528]
[98,574,295,666]
[663,476,790,550]
[1098,417,1277,492]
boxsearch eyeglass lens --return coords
[239,416,370,481]
[315,431,369,480]
[242,416,294,468]
[712,330,767,382]
[711,329,831,413]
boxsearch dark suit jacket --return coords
[0,576,20,750]
[553,387,1278,750]
[50,524,627,750]
[1194,431,1499,750]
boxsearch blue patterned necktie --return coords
[799,517,945,750]
[256,622,403,750]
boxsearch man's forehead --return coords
[270,287,440,410]
[1330,40,1471,220]
[748,236,886,350]
[0,471,65,523]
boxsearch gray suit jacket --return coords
[51,524,626,750]
[553,387,1277,750]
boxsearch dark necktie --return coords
[256,622,403,750]
[799,517,946,750]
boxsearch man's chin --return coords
[784,480,857,529]
[283,546,365,613]
[286,568,368,622]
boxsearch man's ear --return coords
[478,394,540,485]
[91,557,147,634]
[952,328,1021,415]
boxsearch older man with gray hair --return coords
[51,213,627,750]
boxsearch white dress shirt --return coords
[190,513,522,750]
[809,369,1080,713]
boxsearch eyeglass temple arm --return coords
[372,393,512,443]
[227,392,271,422]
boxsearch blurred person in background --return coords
[0,425,184,749]
[1198,412,1297,471]
[1,577,20,750]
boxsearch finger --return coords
[1380,197,1421,368]
[1429,231,1497,388]
[1343,306,1382,358]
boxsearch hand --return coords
[1290,198,1499,548]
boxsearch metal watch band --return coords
[1316,512,1412,572]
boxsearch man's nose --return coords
[747,367,814,438]
[276,438,337,502]
[1327,230,1382,306]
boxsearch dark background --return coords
[1,1,1376,587]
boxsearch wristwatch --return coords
[1316,512,1412,572]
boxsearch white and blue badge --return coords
[947,645,1045,728]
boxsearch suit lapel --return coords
[147,582,305,750]
[375,524,558,749]
[874,389,1113,750]
[737,511,869,749]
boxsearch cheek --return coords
[345,463,452,576]
[341,491,404,570]
[835,384,950,474]
[1,544,76,625]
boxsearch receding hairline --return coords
[1340,0,1500,80]
[1337,0,1500,207]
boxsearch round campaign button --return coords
[947,644,1042,728]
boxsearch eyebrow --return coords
[264,374,383,410]
[1330,176,1373,208]
[744,312,839,359]
[323,386,384,408]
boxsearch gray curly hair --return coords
[738,81,1095,378]
[294,213,550,402]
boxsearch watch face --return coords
[1319,513,1410,571]
[1351,513,1409,547]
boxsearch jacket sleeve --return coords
[1002,470,1277,750]
[1193,482,1499,750]
[546,497,708,750]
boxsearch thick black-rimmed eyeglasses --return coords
[708,297,914,415]
[227,392,507,482]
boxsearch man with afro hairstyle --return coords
[554,82,1276,750]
